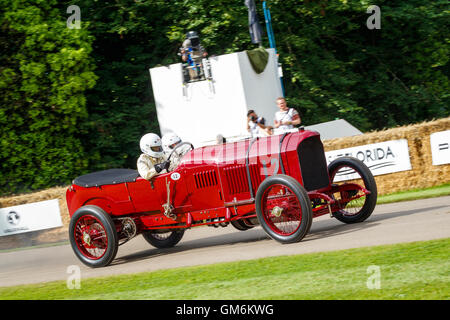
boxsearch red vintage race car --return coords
[66,129,377,268]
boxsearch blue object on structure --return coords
[185,47,202,78]
[185,47,195,66]
[263,1,285,96]
[263,1,276,52]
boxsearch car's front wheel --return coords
[328,157,377,224]
[255,174,313,244]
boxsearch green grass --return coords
[376,183,450,205]
[1,238,449,300]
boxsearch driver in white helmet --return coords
[137,133,171,180]
[161,132,191,171]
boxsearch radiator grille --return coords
[248,163,264,194]
[194,170,218,189]
[224,165,249,194]
[223,163,265,195]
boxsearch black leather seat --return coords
[73,169,140,187]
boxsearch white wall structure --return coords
[149,48,283,147]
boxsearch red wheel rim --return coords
[260,184,302,236]
[330,165,368,216]
[74,215,108,260]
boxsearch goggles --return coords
[151,146,163,152]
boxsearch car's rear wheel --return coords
[255,174,312,244]
[142,230,185,248]
[69,205,118,268]
[328,157,377,224]
[230,218,255,231]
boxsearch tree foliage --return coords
[268,0,449,129]
[0,0,97,194]
[69,0,254,172]
[0,0,448,194]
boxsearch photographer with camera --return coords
[179,31,208,81]
[247,109,273,137]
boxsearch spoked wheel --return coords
[255,175,312,244]
[69,205,118,268]
[328,157,377,224]
[142,230,185,249]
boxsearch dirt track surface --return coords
[1,196,449,288]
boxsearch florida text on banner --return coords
[325,139,412,182]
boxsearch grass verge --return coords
[1,238,449,300]
[376,183,450,205]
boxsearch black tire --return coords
[142,230,185,248]
[255,174,312,244]
[328,157,377,224]
[69,205,119,268]
[230,219,255,231]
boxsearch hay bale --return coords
[0,186,70,226]
[0,186,69,250]
[323,117,450,194]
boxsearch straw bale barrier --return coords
[1,117,449,249]
[323,116,450,195]
[0,186,69,249]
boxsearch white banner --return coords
[430,130,450,166]
[0,199,62,236]
[325,139,412,182]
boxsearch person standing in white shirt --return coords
[274,97,301,132]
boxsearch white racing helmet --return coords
[162,132,182,152]
[140,133,164,158]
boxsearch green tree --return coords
[0,0,97,194]
[69,0,254,171]
[268,0,449,129]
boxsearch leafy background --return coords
[0,0,448,194]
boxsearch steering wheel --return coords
[167,142,194,161]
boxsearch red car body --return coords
[67,129,377,267]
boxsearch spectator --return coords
[247,109,273,137]
[216,134,226,144]
[179,31,208,81]
[273,97,301,132]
